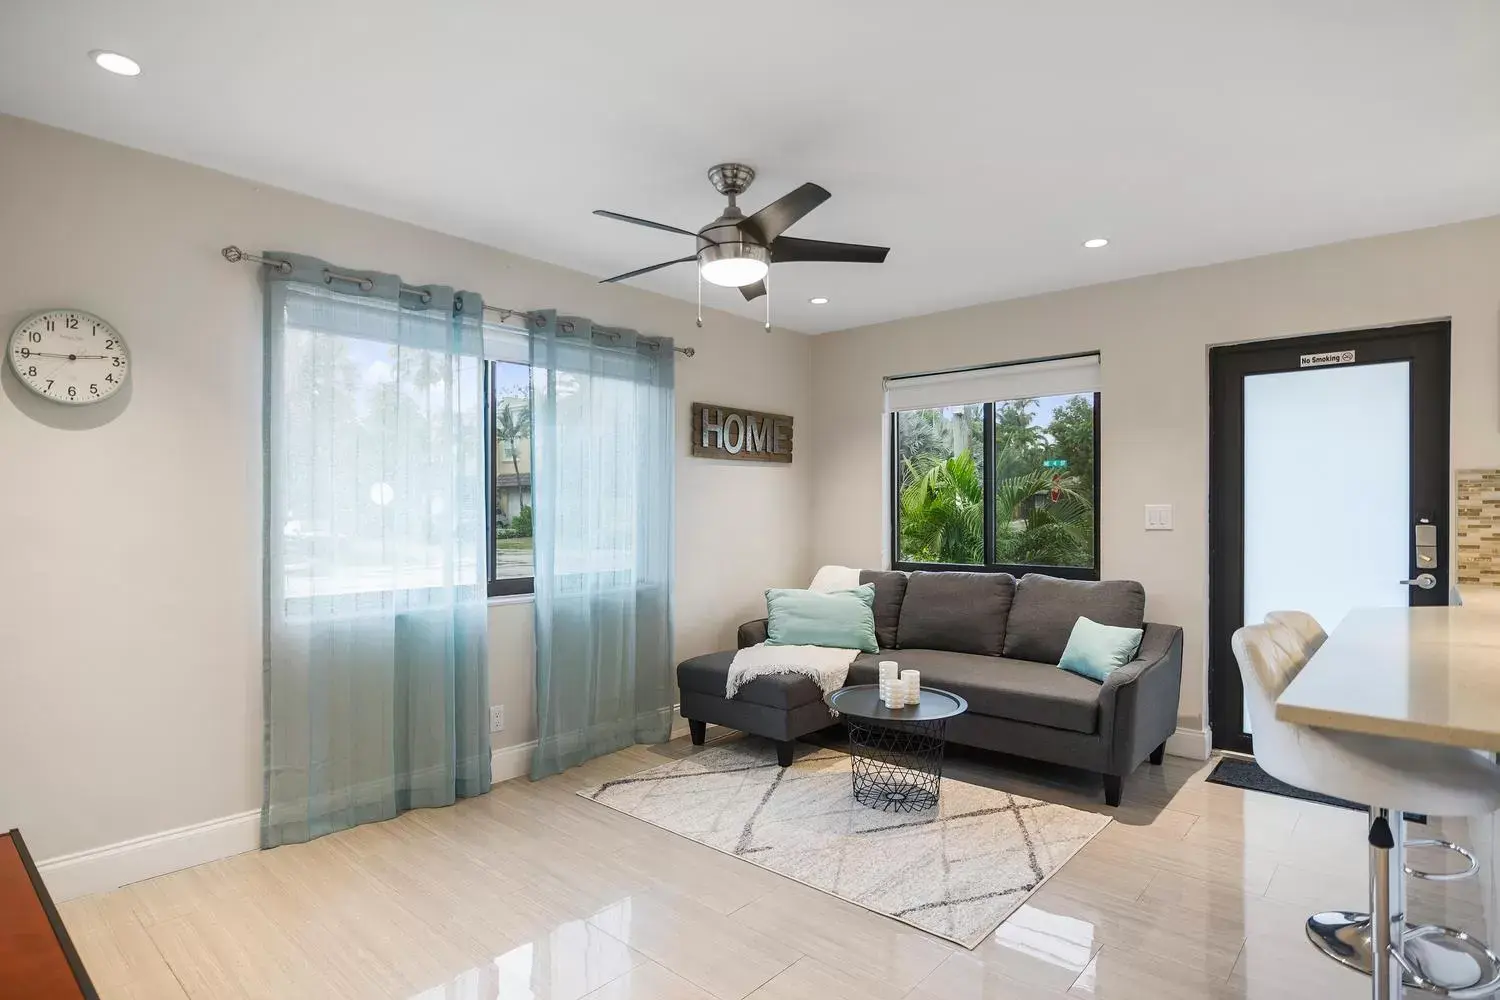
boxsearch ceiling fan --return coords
[593,163,890,328]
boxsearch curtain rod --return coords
[220,246,695,357]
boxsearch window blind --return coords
[883,354,1100,412]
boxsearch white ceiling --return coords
[3,1,1499,334]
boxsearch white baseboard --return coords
[489,708,690,785]
[491,740,540,784]
[37,809,261,902]
[1165,725,1212,761]
[36,709,686,901]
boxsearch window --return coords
[487,348,535,597]
[888,355,1100,580]
[893,405,986,565]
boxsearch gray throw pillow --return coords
[1003,574,1146,664]
[858,569,909,649]
[896,571,1015,656]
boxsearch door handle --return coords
[1399,573,1437,590]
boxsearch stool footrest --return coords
[1405,839,1481,882]
[1307,912,1500,997]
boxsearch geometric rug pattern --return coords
[579,738,1111,948]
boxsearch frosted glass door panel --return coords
[1243,361,1410,635]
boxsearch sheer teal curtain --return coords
[529,311,675,779]
[262,253,490,847]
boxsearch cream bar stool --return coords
[1234,622,1500,997]
[1265,612,1482,893]
[1266,609,1329,655]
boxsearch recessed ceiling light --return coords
[809,297,829,305]
[1082,238,1109,249]
[90,50,141,77]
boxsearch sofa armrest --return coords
[737,618,769,649]
[1098,623,1184,774]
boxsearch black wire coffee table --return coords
[828,685,969,813]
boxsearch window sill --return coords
[487,594,535,607]
[892,562,1100,581]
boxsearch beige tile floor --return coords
[58,729,1497,999]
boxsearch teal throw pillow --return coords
[1058,616,1144,683]
[765,585,878,653]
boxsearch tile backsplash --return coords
[1456,469,1500,586]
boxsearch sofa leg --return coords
[1103,774,1123,807]
[1149,741,1167,766]
[776,740,795,768]
[689,720,706,746]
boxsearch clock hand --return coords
[20,352,107,360]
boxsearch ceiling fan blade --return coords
[598,256,697,284]
[739,183,831,244]
[771,236,890,264]
[740,279,768,302]
[593,210,699,238]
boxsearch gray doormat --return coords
[578,738,1111,949]
[1206,756,1425,823]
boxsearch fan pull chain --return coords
[764,271,772,332]
[696,268,704,328]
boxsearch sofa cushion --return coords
[1003,574,1146,664]
[896,571,1015,656]
[849,649,1102,734]
[859,569,909,649]
[677,651,826,711]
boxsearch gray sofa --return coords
[677,570,1184,806]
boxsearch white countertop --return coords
[1276,604,1500,751]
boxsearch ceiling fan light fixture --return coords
[698,242,770,288]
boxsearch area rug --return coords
[578,739,1112,948]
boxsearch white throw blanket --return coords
[726,642,859,707]
[725,564,867,708]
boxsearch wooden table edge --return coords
[1274,702,1500,754]
[5,828,100,1000]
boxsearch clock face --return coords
[8,310,130,405]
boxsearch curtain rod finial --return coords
[681,347,696,357]
[222,245,244,263]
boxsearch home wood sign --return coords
[691,402,793,463]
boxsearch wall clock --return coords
[8,309,130,405]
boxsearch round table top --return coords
[828,684,968,722]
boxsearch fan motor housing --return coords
[697,238,770,273]
[697,208,767,268]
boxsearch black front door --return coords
[1208,321,1450,754]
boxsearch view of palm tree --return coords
[895,395,1095,568]
[492,361,534,580]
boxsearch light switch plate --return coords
[1145,504,1173,531]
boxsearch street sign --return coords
[1042,458,1069,468]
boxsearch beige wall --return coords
[0,114,813,860]
[810,215,1500,732]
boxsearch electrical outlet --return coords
[489,705,505,733]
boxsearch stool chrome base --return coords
[1308,912,1500,997]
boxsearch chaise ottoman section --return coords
[676,649,836,766]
